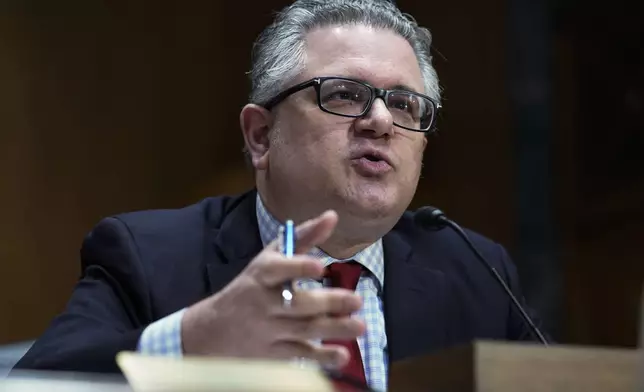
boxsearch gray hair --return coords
[248,0,441,105]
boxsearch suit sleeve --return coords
[496,244,551,343]
[13,217,152,373]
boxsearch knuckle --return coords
[293,318,314,338]
[305,290,329,315]
[291,290,310,309]
[333,317,359,337]
[328,292,350,313]
[296,257,314,272]
[331,291,347,308]
[316,318,343,339]
[249,251,288,284]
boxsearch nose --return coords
[354,98,394,138]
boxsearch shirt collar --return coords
[255,193,384,288]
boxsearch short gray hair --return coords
[248,0,441,106]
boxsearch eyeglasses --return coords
[262,76,441,133]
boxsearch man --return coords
[15,0,545,391]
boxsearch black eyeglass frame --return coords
[262,76,441,133]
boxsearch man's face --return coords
[264,25,427,225]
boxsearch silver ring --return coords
[282,287,294,308]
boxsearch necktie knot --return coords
[325,261,363,291]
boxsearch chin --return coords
[346,188,401,220]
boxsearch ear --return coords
[240,104,272,171]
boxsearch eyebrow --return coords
[351,77,420,94]
[389,84,421,93]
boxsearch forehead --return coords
[301,25,424,93]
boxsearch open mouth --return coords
[363,154,382,162]
[352,152,393,175]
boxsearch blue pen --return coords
[284,219,295,258]
[281,220,295,307]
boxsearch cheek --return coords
[279,106,330,145]
[294,111,350,153]
[402,138,426,171]
[273,119,347,173]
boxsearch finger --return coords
[271,340,349,369]
[266,210,338,255]
[272,288,362,318]
[287,316,366,341]
[252,251,324,287]
[293,210,338,254]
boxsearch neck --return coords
[319,235,375,260]
[257,186,386,259]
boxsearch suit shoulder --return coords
[394,210,516,288]
[396,210,503,256]
[80,191,253,274]
[107,193,246,235]
[80,195,229,260]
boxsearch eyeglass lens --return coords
[318,78,434,131]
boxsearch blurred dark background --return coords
[0,0,642,349]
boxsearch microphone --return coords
[414,206,550,346]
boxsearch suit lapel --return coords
[206,190,264,295]
[383,228,453,362]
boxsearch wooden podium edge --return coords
[389,340,640,392]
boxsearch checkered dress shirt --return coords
[138,194,389,391]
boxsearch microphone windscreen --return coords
[414,206,447,230]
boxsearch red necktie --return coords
[324,261,367,390]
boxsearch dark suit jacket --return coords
[14,190,543,373]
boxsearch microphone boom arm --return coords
[441,217,549,345]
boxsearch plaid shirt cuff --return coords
[137,308,186,356]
